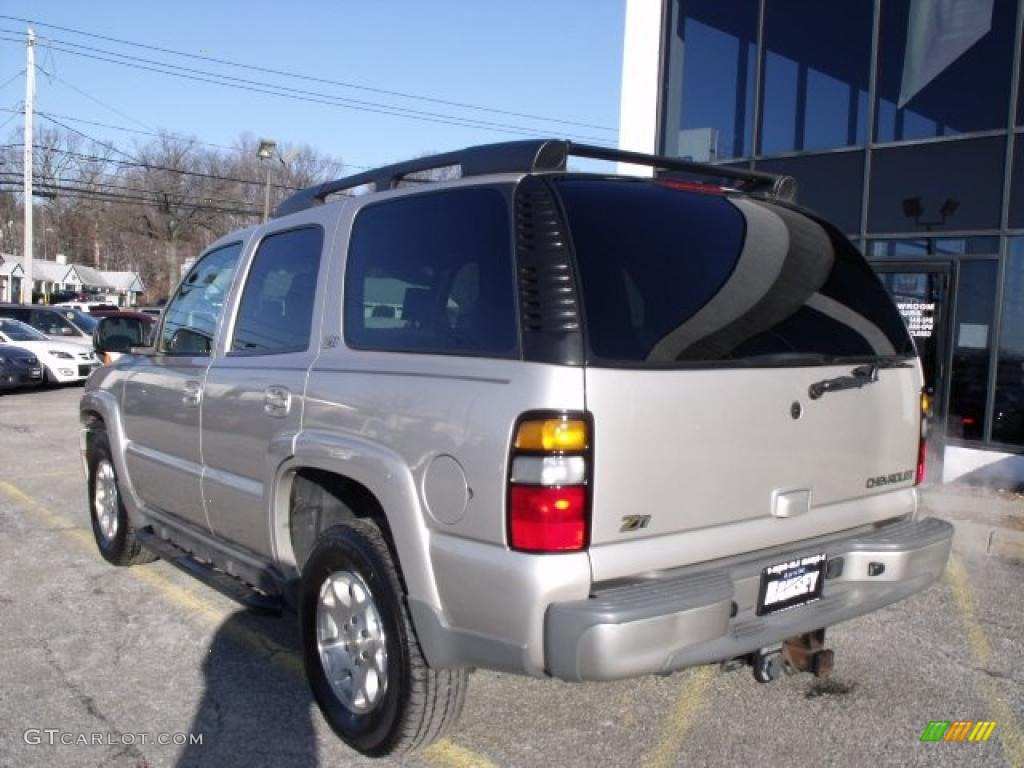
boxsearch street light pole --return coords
[257,139,277,223]
[263,161,273,223]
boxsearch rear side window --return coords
[344,187,518,357]
[554,179,915,366]
[232,227,323,354]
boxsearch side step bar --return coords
[137,529,283,615]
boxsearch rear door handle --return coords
[263,385,292,418]
[182,380,202,408]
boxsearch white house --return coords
[0,253,145,306]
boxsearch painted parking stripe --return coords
[947,556,1024,767]
[0,479,496,768]
[643,665,716,768]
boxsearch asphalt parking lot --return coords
[0,385,1021,768]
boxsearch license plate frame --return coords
[756,553,826,616]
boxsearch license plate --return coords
[756,553,826,615]
[30,368,41,378]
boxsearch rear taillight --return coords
[916,390,928,485]
[508,414,590,553]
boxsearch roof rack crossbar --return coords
[273,139,790,218]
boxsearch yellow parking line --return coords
[17,470,83,480]
[0,480,493,768]
[947,555,1024,767]
[644,665,716,768]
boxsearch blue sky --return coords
[0,0,625,170]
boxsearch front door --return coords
[873,263,953,470]
[122,242,244,531]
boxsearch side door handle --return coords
[182,380,202,408]
[263,385,292,418]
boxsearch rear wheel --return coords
[87,429,156,566]
[300,519,467,756]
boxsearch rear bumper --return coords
[545,517,953,682]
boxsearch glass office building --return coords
[647,0,1024,478]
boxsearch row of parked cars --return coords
[0,302,157,391]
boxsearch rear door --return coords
[553,179,921,573]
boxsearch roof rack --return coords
[273,139,794,218]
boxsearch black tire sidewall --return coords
[300,525,409,756]
[86,431,129,561]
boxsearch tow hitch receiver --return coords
[782,629,834,679]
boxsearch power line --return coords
[43,66,155,132]
[0,34,612,144]
[0,68,24,93]
[0,181,261,217]
[0,170,264,209]
[2,140,302,194]
[27,119,308,191]
[0,15,617,134]
[0,106,371,168]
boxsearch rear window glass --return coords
[554,179,915,366]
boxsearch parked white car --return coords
[0,318,99,385]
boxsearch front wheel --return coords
[300,519,467,757]
[87,429,156,566]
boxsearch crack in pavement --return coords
[39,638,148,766]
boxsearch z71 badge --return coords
[865,469,914,488]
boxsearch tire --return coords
[87,429,157,566]
[300,519,467,757]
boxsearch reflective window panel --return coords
[994,238,1024,445]
[757,151,864,234]
[669,0,758,161]
[1007,137,1024,229]
[867,137,1005,233]
[875,0,1015,142]
[868,237,1000,258]
[948,260,998,441]
[760,0,872,154]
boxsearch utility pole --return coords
[22,26,35,304]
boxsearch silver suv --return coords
[81,140,953,757]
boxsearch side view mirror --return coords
[94,316,149,354]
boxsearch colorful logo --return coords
[921,721,997,742]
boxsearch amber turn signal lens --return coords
[514,418,588,452]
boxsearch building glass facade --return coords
[658,0,1024,454]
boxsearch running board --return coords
[137,529,283,615]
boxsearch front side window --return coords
[29,309,80,338]
[554,178,915,366]
[344,188,518,357]
[0,318,48,342]
[232,227,323,354]
[158,243,243,356]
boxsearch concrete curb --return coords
[920,484,1024,564]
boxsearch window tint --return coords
[947,261,997,441]
[232,227,323,354]
[994,239,1024,446]
[554,179,915,366]
[756,151,864,235]
[158,243,243,356]
[29,309,79,337]
[665,0,758,161]
[875,0,1014,142]
[760,0,871,153]
[344,188,517,357]
[867,138,1005,233]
